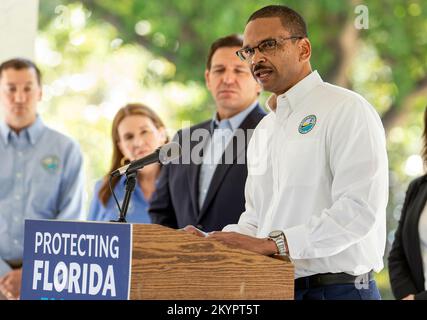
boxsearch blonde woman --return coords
[89,103,167,223]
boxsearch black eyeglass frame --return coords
[236,36,304,61]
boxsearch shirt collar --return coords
[211,100,258,132]
[0,115,45,146]
[267,70,323,113]
[26,116,45,145]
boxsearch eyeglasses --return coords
[236,36,303,61]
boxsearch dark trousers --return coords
[295,280,381,300]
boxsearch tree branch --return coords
[382,76,427,132]
[325,0,362,88]
[83,0,178,62]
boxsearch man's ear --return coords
[299,38,311,62]
[204,69,211,91]
[37,84,43,102]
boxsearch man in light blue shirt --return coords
[0,58,84,299]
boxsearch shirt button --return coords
[13,239,19,246]
[17,152,23,157]
[15,195,21,200]
[13,216,19,223]
[16,172,22,179]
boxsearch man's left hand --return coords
[207,231,277,256]
[0,268,22,300]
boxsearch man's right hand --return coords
[0,268,22,300]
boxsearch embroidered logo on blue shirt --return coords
[298,115,317,134]
[41,156,60,174]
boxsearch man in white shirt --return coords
[185,5,388,300]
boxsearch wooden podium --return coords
[130,224,294,300]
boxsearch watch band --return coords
[269,230,287,256]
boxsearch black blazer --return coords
[148,105,266,232]
[388,175,427,300]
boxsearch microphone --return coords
[110,142,181,177]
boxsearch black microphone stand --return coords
[109,142,181,223]
[114,171,137,223]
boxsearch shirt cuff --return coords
[222,224,256,237]
[222,224,238,232]
[283,224,311,259]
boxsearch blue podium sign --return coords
[20,220,132,300]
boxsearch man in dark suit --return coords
[149,34,265,232]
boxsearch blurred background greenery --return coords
[34,0,427,299]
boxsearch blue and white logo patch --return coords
[298,115,317,134]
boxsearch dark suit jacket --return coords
[388,175,427,300]
[149,105,266,232]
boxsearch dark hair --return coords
[206,34,244,70]
[0,58,42,85]
[98,103,168,206]
[247,5,308,38]
[423,106,427,170]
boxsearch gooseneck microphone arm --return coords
[110,148,160,178]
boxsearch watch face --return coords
[269,230,282,238]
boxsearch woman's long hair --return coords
[98,103,168,206]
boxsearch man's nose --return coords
[250,49,266,67]
[222,70,236,84]
[13,91,26,103]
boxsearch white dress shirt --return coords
[419,202,427,290]
[223,71,389,279]
[198,102,258,209]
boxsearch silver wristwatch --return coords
[268,230,287,256]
